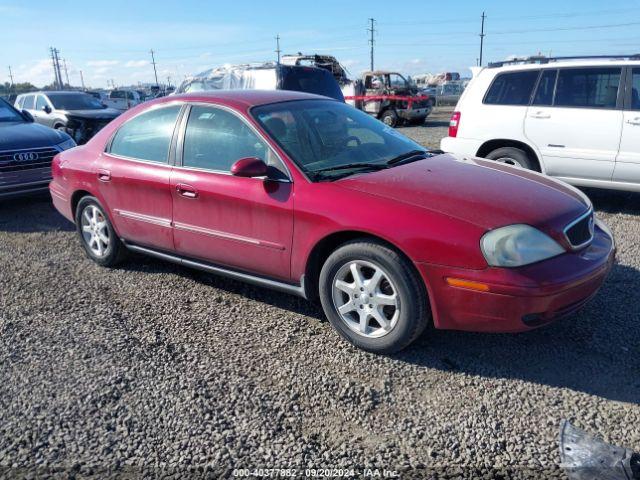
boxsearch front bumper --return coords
[440,136,482,157]
[417,223,615,332]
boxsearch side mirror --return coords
[42,105,52,114]
[21,110,34,123]
[231,157,268,178]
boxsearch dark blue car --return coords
[0,97,76,199]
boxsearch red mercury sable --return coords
[50,91,615,353]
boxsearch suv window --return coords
[110,91,125,99]
[630,68,640,110]
[532,69,557,106]
[36,95,48,111]
[22,95,35,110]
[484,70,539,105]
[109,105,181,162]
[555,67,621,109]
[16,96,24,109]
[182,105,279,173]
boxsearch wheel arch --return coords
[69,189,119,235]
[476,139,544,173]
[303,230,429,305]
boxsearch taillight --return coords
[448,111,461,137]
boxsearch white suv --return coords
[441,56,640,192]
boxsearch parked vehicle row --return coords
[441,55,640,193]
[0,97,75,199]
[48,90,614,353]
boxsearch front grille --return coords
[564,210,594,249]
[0,147,58,174]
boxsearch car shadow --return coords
[0,195,74,233]
[584,188,640,215]
[396,262,640,404]
[127,253,639,404]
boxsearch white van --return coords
[440,55,640,192]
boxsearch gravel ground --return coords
[1,123,639,478]
[401,107,451,150]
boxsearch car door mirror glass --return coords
[43,105,52,114]
[230,157,268,177]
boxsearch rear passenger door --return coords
[524,67,623,181]
[613,67,640,185]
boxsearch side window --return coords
[23,95,35,110]
[484,70,540,105]
[532,69,557,106]
[35,95,48,111]
[109,105,181,162]
[182,105,283,175]
[555,67,621,109]
[16,97,24,109]
[630,68,640,110]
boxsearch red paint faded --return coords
[50,90,615,333]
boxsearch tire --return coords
[380,109,398,128]
[75,196,126,267]
[319,240,429,354]
[485,147,534,170]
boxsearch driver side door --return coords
[171,104,294,281]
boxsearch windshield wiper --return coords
[385,149,430,166]
[309,162,388,180]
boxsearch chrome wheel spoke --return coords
[350,262,364,288]
[335,279,355,296]
[374,292,397,306]
[371,308,390,330]
[359,311,369,334]
[338,300,356,315]
[82,225,93,233]
[367,268,384,290]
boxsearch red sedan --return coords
[50,91,615,353]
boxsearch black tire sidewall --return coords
[486,147,532,170]
[381,110,398,127]
[319,241,428,354]
[74,196,123,267]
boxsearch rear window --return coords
[484,70,540,105]
[532,69,557,106]
[23,95,35,110]
[555,67,621,109]
[278,66,344,102]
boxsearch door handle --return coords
[529,112,551,119]
[97,169,111,182]
[176,183,198,199]
[626,118,640,126]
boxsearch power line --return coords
[489,21,640,35]
[367,18,375,71]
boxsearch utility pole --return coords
[8,66,14,93]
[479,11,486,67]
[50,47,60,89]
[166,75,171,88]
[367,18,376,71]
[51,48,64,90]
[149,49,159,86]
[62,58,70,87]
[275,35,281,64]
[79,70,86,90]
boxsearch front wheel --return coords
[319,240,429,354]
[380,109,398,128]
[75,196,126,267]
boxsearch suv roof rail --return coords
[487,54,640,68]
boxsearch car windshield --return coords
[252,99,429,180]
[47,93,105,110]
[0,98,25,123]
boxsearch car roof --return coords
[40,91,91,95]
[156,89,334,108]
[487,59,640,72]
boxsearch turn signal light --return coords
[445,277,490,292]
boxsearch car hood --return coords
[335,153,590,232]
[0,121,68,150]
[62,108,121,120]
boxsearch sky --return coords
[2,0,640,89]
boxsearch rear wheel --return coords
[319,240,429,354]
[485,147,534,170]
[75,196,126,267]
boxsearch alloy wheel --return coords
[80,205,110,257]
[331,260,400,338]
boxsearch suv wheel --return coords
[486,147,533,170]
[380,110,398,128]
[319,240,429,354]
[75,196,126,267]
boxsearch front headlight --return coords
[481,224,565,267]
[57,138,77,151]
